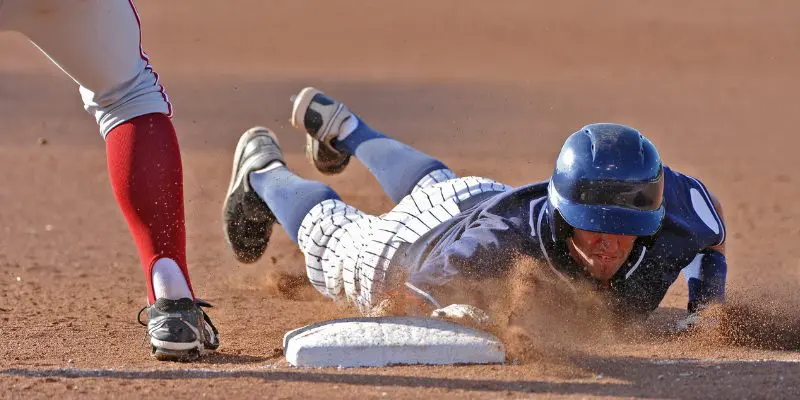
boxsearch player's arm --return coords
[707,193,726,254]
[666,166,729,317]
[686,191,728,314]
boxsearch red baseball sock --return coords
[105,113,194,304]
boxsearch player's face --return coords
[567,229,637,282]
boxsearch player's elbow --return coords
[708,192,726,254]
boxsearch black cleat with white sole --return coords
[138,298,219,362]
[290,87,353,175]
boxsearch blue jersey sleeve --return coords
[684,250,727,312]
[666,167,728,312]
[665,167,726,248]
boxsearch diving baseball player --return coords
[223,87,727,329]
[0,1,217,360]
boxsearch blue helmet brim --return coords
[553,197,665,236]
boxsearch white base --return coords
[283,316,506,368]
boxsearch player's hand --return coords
[675,311,701,333]
[673,304,721,334]
[430,304,491,327]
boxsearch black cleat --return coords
[290,87,352,175]
[222,127,284,264]
[138,298,219,362]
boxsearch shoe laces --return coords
[137,298,218,336]
[195,299,219,336]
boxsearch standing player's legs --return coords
[290,87,458,203]
[0,0,217,360]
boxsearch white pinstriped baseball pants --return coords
[296,168,512,313]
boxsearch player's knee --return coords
[86,68,172,139]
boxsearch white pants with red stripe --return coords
[296,169,512,314]
[0,0,171,137]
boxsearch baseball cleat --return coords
[290,87,352,175]
[223,127,283,264]
[138,298,219,362]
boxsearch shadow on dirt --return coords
[195,352,273,365]
[1,356,798,398]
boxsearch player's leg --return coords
[223,127,339,259]
[290,87,456,204]
[0,0,216,361]
[223,128,378,304]
[223,128,510,313]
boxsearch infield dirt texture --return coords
[2,1,800,398]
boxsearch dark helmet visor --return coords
[554,168,664,212]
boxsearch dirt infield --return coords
[2,0,800,398]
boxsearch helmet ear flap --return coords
[549,207,573,242]
[636,224,663,248]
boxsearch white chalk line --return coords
[2,358,800,379]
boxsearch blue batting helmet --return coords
[547,123,665,239]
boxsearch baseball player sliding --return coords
[223,86,728,334]
[0,1,217,361]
